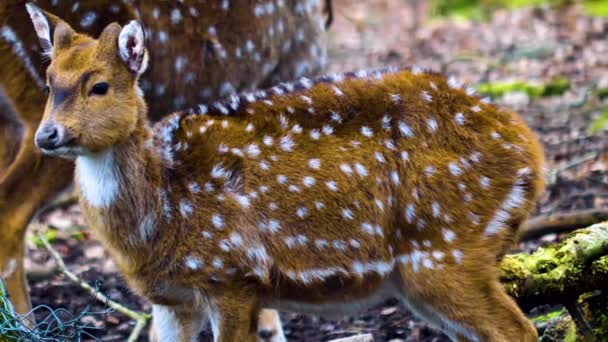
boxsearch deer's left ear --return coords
[118,20,148,76]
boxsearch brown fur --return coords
[32,11,545,342]
[0,2,326,332]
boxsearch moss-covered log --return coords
[500,222,608,311]
[499,222,608,340]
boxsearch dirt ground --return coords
[25,0,608,341]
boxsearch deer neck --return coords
[74,97,162,263]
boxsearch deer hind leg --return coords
[257,309,286,342]
[393,255,537,342]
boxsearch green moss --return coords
[583,0,608,17]
[564,321,577,342]
[29,228,58,248]
[476,78,569,99]
[532,308,565,324]
[598,87,608,100]
[542,77,570,97]
[589,109,608,133]
[431,1,608,20]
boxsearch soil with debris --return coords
[26,1,608,341]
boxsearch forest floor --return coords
[25,0,608,341]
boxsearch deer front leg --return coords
[209,293,260,342]
[150,304,207,342]
[257,309,286,342]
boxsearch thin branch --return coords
[36,232,151,342]
[520,208,608,240]
[329,334,374,342]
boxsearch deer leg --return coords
[0,126,73,315]
[150,304,207,342]
[0,36,74,317]
[257,309,286,342]
[209,293,260,342]
[394,256,537,342]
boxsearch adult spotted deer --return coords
[28,4,545,341]
[1,2,327,337]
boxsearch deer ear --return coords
[25,3,74,58]
[118,21,148,76]
[25,3,53,56]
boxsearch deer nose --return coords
[35,122,70,150]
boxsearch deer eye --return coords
[90,82,109,96]
[43,85,50,95]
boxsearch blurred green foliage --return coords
[30,228,58,248]
[431,0,608,20]
[476,77,570,99]
[590,109,608,133]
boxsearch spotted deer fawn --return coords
[1,2,327,337]
[28,4,545,341]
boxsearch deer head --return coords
[27,3,148,158]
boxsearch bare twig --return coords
[547,151,598,186]
[329,334,374,342]
[520,208,608,240]
[36,232,151,342]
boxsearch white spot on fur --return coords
[340,163,353,175]
[309,129,321,140]
[398,121,414,137]
[292,124,303,134]
[431,202,441,218]
[480,176,490,189]
[354,163,368,177]
[212,214,224,229]
[296,207,308,218]
[427,118,438,132]
[421,91,432,102]
[184,255,202,270]
[443,229,456,243]
[342,208,354,220]
[322,125,334,135]
[361,126,374,137]
[405,204,416,223]
[325,181,338,191]
[277,175,287,184]
[391,171,400,185]
[452,250,464,264]
[280,135,295,152]
[179,199,193,218]
[455,112,465,125]
[309,159,321,170]
[303,176,316,187]
[449,163,462,176]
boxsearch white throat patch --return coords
[76,149,119,208]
